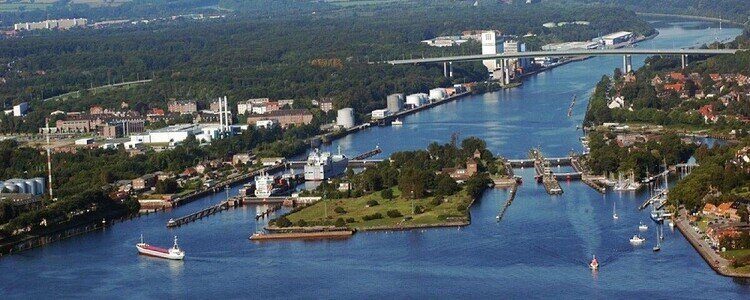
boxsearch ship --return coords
[304,147,349,181]
[589,255,599,270]
[391,118,403,126]
[254,172,279,198]
[136,235,185,260]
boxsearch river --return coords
[1,20,748,298]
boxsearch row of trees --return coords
[586,132,697,177]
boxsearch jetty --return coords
[249,230,354,241]
[496,183,519,222]
[166,200,233,228]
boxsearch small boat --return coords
[612,202,618,220]
[136,235,185,260]
[630,234,645,245]
[638,221,648,231]
[167,218,177,227]
[392,118,403,126]
[589,255,599,270]
[653,226,661,252]
[668,220,675,230]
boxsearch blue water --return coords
[2,21,749,298]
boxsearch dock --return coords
[496,183,519,222]
[166,200,233,228]
[249,230,354,241]
[254,204,282,220]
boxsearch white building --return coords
[75,138,93,145]
[337,108,355,129]
[371,109,390,120]
[256,120,277,129]
[130,124,203,145]
[251,106,267,115]
[13,102,28,117]
[481,31,504,75]
[237,101,252,115]
[600,31,633,46]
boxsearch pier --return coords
[254,204,282,220]
[166,201,233,228]
[496,183,519,222]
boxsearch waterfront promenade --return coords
[674,210,750,278]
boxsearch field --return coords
[0,0,129,12]
[284,187,473,230]
[722,249,750,274]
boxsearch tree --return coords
[434,173,459,196]
[334,217,346,227]
[380,188,394,200]
[155,178,179,194]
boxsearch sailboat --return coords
[653,225,661,252]
[612,201,618,220]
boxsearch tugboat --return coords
[136,235,185,260]
[589,255,599,270]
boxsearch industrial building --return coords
[482,31,504,76]
[405,93,429,108]
[503,40,531,72]
[600,31,633,46]
[386,94,404,113]
[371,109,391,120]
[167,100,198,115]
[130,124,204,145]
[13,102,28,117]
[337,108,355,129]
[542,41,599,52]
[246,109,313,128]
[0,178,46,196]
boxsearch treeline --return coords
[560,0,750,23]
[586,132,696,177]
[0,1,655,131]
[669,141,750,211]
[312,137,494,200]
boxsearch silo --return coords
[406,94,423,107]
[336,108,355,129]
[386,93,404,113]
[34,178,46,196]
[25,180,38,196]
[429,88,447,101]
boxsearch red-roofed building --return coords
[663,83,684,92]
[669,72,686,82]
[698,104,718,123]
[149,108,165,116]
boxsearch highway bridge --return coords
[388,48,743,85]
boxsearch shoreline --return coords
[674,211,750,278]
[636,12,745,26]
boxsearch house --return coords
[717,202,739,222]
[195,164,208,174]
[232,153,255,165]
[260,157,286,166]
[669,72,686,82]
[650,75,663,86]
[615,134,646,148]
[132,174,156,191]
[319,100,334,113]
[168,100,197,115]
[608,96,626,109]
[182,167,198,178]
[442,158,478,181]
[698,104,718,123]
[663,83,684,92]
[703,203,717,215]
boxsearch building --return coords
[260,157,286,166]
[319,100,334,113]
[75,138,94,145]
[265,101,280,113]
[130,124,204,145]
[429,88,447,101]
[371,109,390,120]
[168,100,197,115]
[386,93,404,113]
[1,178,45,196]
[232,153,255,165]
[100,123,125,138]
[442,158,479,181]
[246,109,313,128]
[251,105,267,115]
[14,18,87,31]
[503,40,531,72]
[256,119,278,129]
[13,102,28,117]
[237,100,253,115]
[481,31,504,75]
[600,31,633,46]
[278,99,295,107]
[132,174,156,191]
[336,108,355,129]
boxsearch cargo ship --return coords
[253,172,296,198]
[304,148,349,181]
[136,235,185,260]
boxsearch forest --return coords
[0,0,656,132]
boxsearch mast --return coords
[44,118,53,204]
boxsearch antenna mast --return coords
[45,118,53,204]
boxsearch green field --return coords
[722,249,750,274]
[0,3,51,12]
[284,188,473,230]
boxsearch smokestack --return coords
[217,97,224,135]
[224,96,230,134]
[45,118,53,204]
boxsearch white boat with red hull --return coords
[136,235,185,260]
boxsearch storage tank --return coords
[336,108,355,129]
[25,180,38,196]
[406,93,428,108]
[429,88,447,101]
[33,178,45,195]
[386,93,404,113]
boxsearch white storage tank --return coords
[429,88,447,101]
[406,93,428,108]
[336,108,355,129]
[386,93,404,113]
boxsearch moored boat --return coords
[136,235,185,260]
[629,234,645,246]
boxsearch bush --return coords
[275,216,292,227]
[414,205,425,214]
[366,200,379,207]
[362,213,384,221]
[334,206,346,214]
[346,217,356,223]
[386,209,403,218]
[334,217,346,227]
[457,204,467,212]
[297,219,307,227]
[430,196,444,206]
[380,189,394,199]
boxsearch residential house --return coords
[132,174,156,191]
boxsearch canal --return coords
[1,19,748,298]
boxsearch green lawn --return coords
[284,187,472,229]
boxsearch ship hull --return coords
[136,245,184,260]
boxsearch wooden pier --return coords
[254,204,282,220]
[166,201,233,228]
[496,183,519,222]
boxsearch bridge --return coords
[388,48,742,85]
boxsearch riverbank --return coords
[674,210,750,278]
[636,12,745,26]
